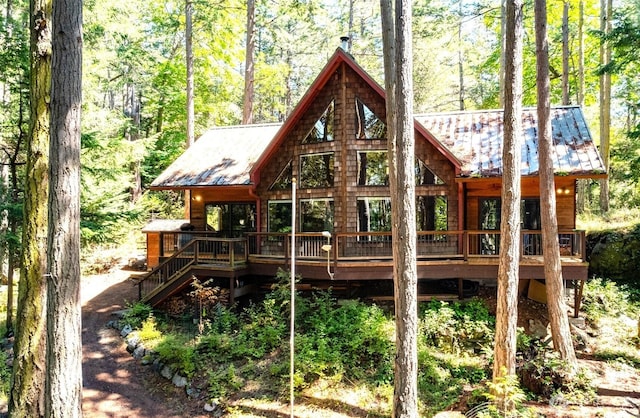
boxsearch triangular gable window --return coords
[415,158,444,185]
[302,100,334,143]
[270,161,292,190]
[355,98,386,140]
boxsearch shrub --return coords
[154,334,196,377]
[121,302,154,329]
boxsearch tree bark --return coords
[499,0,506,107]
[9,0,51,415]
[598,0,611,213]
[493,0,523,384]
[242,0,255,125]
[576,0,586,213]
[534,0,578,368]
[381,1,418,416]
[561,0,570,105]
[46,0,83,414]
[184,0,194,218]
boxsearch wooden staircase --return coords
[138,238,249,307]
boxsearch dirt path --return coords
[81,266,208,418]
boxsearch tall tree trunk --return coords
[382,1,418,416]
[499,0,506,107]
[46,0,83,414]
[457,0,465,111]
[242,0,255,124]
[598,0,611,213]
[535,0,578,368]
[184,0,194,218]
[9,0,51,415]
[493,0,523,386]
[561,0,570,105]
[576,0,586,213]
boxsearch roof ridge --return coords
[414,105,581,117]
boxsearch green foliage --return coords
[0,347,10,400]
[419,299,495,353]
[417,300,493,415]
[154,334,197,377]
[484,371,528,417]
[137,315,162,343]
[294,295,394,386]
[518,341,596,405]
[582,278,637,319]
[121,302,154,329]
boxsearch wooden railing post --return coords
[230,240,235,268]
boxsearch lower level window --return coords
[268,200,292,233]
[357,197,391,232]
[300,199,334,232]
[417,196,447,231]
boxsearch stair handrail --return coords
[138,239,199,300]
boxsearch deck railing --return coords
[244,230,586,262]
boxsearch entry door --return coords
[479,198,501,255]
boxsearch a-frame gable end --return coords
[302,100,335,144]
[416,158,445,185]
[355,97,386,140]
[270,160,292,190]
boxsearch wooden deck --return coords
[138,230,588,314]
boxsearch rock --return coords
[204,401,218,412]
[529,319,550,339]
[133,345,146,359]
[186,386,201,398]
[172,373,188,388]
[125,333,141,351]
[568,316,586,329]
[160,365,174,380]
[120,324,133,337]
[152,358,164,373]
[433,412,465,418]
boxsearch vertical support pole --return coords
[290,178,297,417]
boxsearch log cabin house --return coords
[139,48,605,314]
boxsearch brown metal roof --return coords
[414,106,605,178]
[151,107,605,189]
[150,123,282,188]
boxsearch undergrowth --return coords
[122,274,639,417]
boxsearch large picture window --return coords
[268,200,292,233]
[355,98,386,140]
[300,153,334,188]
[300,199,334,232]
[205,203,256,237]
[357,197,391,232]
[302,100,334,143]
[357,151,388,186]
[416,196,447,231]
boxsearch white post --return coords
[290,178,297,417]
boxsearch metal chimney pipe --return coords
[340,36,350,52]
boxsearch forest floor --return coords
[5,262,637,417]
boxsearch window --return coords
[355,98,386,140]
[268,200,292,232]
[416,196,447,231]
[357,151,388,186]
[480,198,501,230]
[480,198,541,230]
[300,199,334,232]
[415,159,444,185]
[300,153,334,188]
[357,197,391,232]
[205,203,256,237]
[302,100,334,143]
[270,161,292,190]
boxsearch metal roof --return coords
[151,107,605,189]
[414,106,605,178]
[150,123,282,188]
